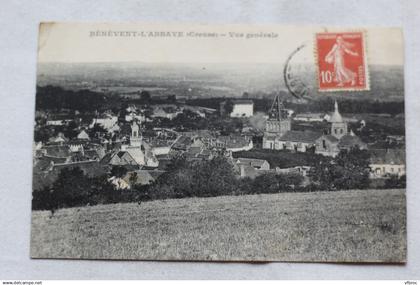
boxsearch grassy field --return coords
[30,189,406,262]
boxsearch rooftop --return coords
[338,134,365,148]
[236,158,269,168]
[370,149,405,165]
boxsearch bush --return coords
[33,168,117,211]
[151,156,239,199]
[33,148,389,212]
[309,147,371,190]
[250,173,304,194]
[384,175,406,189]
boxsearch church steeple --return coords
[130,120,142,147]
[264,94,291,137]
[268,94,288,120]
[330,100,347,139]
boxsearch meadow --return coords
[30,188,406,262]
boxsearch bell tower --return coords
[130,120,142,147]
[264,95,291,137]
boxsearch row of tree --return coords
[36,86,109,111]
[186,97,404,116]
[32,148,405,213]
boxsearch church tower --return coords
[130,120,142,147]
[330,101,348,139]
[264,95,291,137]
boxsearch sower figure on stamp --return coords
[325,36,359,86]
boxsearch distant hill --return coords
[37,62,404,102]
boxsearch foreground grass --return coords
[30,189,406,262]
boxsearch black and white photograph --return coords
[30,23,406,262]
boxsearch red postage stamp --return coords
[316,32,369,91]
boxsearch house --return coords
[46,118,73,126]
[101,151,139,166]
[172,135,193,151]
[125,112,145,122]
[77,129,90,140]
[315,135,340,157]
[152,106,181,119]
[229,100,254,118]
[33,155,70,172]
[337,132,367,151]
[52,160,108,178]
[48,133,68,144]
[183,145,215,161]
[180,130,217,147]
[90,114,118,130]
[235,158,270,170]
[41,145,71,158]
[147,138,174,156]
[236,164,260,179]
[81,149,101,161]
[213,135,253,152]
[369,149,405,178]
[232,158,270,179]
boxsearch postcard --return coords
[31,23,406,262]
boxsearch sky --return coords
[37,23,404,66]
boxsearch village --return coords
[32,88,406,193]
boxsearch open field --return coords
[30,189,406,262]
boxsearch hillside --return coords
[31,189,406,262]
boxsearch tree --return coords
[32,169,117,212]
[152,156,238,199]
[191,157,238,197]
[310,147,371,190]
[252,173,280,194]
[140,91,151,104]
[111,166,128,178]
[90,123,108,137]
[128,172,138,186]
[118,103,128,122]
[62,120,79,140]
[167,95,176,103]
[385,174,406,189]
[34,127,53,143]
[251,173,304,194]
[38,167,94,213]
[242,92,250,98]
[35,85,107,111]
[224,99,234,116]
